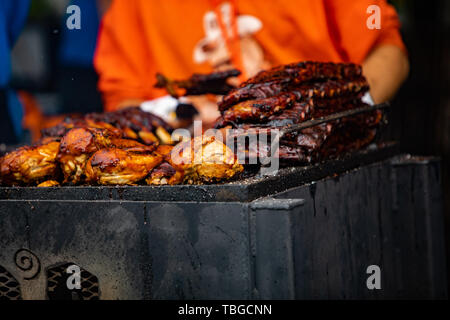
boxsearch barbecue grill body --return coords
[0,156,447,300]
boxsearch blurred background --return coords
[6,0,450,288]
[11,0,104,110]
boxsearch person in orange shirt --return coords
[94,0,409,124]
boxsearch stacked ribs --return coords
[214,61,382,163]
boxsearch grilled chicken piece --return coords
[42,107,172,146]
[169,135,243,184]
[85,142,162,185]
[109,138,159,151]
[86,107,172,145]
[155,69,241,97]
[41,117,122,140]
[146,162,184,185]
[0,140,60,186]
[37,180,60,187]
[58,127,122,184]
[146,145,184,185]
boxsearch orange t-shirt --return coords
[94,0,406,111]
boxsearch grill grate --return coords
[0,265,22,300]
[0,142,399,202]
[47,263,99,300]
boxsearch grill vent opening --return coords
[46,263,99,300]
[0,265,22,300]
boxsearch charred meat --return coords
[85,142,162,186]
[0,140,61,186]
[168,135,243,184]
[155,69,241,97]
[215,61,380,165]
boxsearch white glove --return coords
[140,95,179,122]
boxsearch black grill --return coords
[0,143,447,300]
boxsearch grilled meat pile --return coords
[0,107,243,186]
[41,107,173,145]
[1,62,382,187]
[214,61,383,164]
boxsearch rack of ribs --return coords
[218,61,365,111]
[214,61,382,165]
[219,77,369,112]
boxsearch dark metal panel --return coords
[419,161,449,299]
[145,202,251,299]
[6,200,150,299]
[271,158,447,299]
[0,200,253,300]
[391,158,448,299]
[249,199,304,300]
[0,203,28,300]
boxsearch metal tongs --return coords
[229,102,390,139]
